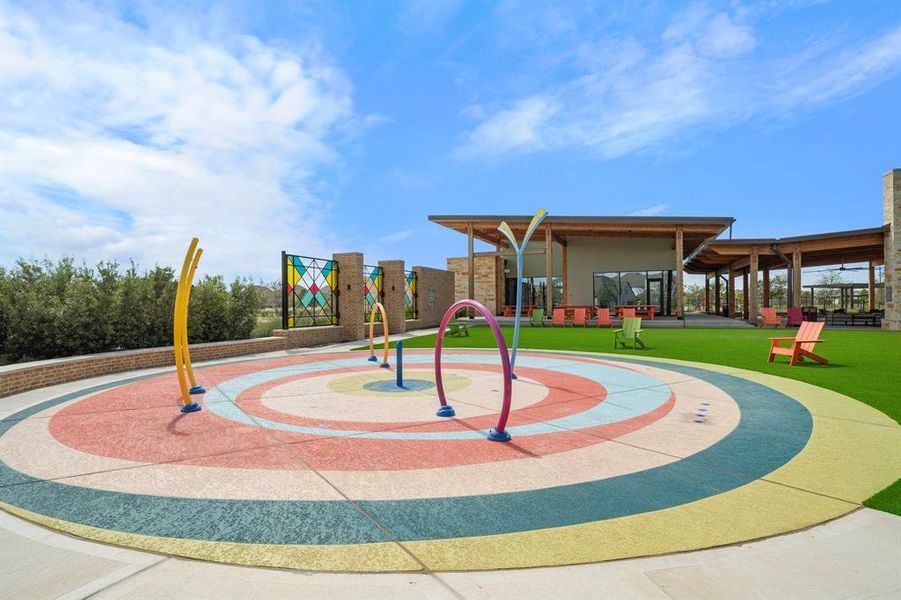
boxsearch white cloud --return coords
[0,3,357,278]
[378,229,415,243]
[630,204,668,216]
[454,9,901,162]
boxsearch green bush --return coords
[0,258,262,364]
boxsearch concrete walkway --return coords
[2,507,899,599]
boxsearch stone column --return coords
[750,249,759,324]
[333,252,365,341]
[883,169,900,330]
[378,259,407,335]
[675,226,684,317]
[792,248,802,308]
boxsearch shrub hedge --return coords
[0,258,262,364]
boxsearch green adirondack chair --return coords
[447,319,469,337]
[530,308,545,326]
[614,317,645,349]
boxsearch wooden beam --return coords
[545,224,553,312]
[675,226,684,317]
[792,249,802,308]
[749,249,759,324]
[762,268,770,308]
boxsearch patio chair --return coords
[621,307,637,320]
[614,317,645,349]
[551,308,568,327]
[760,307,781,328]
[596,307,612,327]
[768,321,828,366]
[785,307,803,327]
[530,308,545,327]
[572,308,588,327]
[447,319,469,337]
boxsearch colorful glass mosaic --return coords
[284,254,338,327]
[363,265,383,322]
[404,270,418,319]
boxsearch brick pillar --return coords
[379,259,407,334]
[883,169,901,330]
[333,252,366,341]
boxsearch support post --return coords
[869,262,876,311]
[715,270,721,315]
[495,245,504,315]
[467,221,475,318]
[281,250,289,330]
[675,226,684,317]
[562,241,568,304]
[728,268,736,318]
[792,249,802,309]
[742,270,749,320]
[704,274,711,313]
[749,249,759,324]
[763,268,770,308]
[545,224,553,313]
[396,341,403,388]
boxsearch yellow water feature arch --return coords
[174,238,204,413]
[367,302,391,368]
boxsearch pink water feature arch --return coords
[434,299,513,442]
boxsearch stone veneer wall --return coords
[0,337,286,398]
[447,254,498,313]
[883,169,900,330]
[406,265,456,328]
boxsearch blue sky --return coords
[1,0,900,284]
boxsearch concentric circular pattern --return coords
[1,349,898,572]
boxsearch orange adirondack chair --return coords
[760,307,781,328]
[768,321,828,366]
[596,308,612,327]
[551,308,568,327]
[573,308,588,327]
[621,307,636,320]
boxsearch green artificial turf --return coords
[864,478,901,514]
[365,325,901,513]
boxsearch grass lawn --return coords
[367,325,901,513]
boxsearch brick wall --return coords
[447,254,498,313]
[0,337,286,399]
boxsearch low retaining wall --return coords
[0,337,286,399]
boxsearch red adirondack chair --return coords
[596,307,612,327]
[760,307,781,328]
[551,308,568,327]
[573,308,588,327]
[621,307,636,320]
[768,321,828,366]
[785,307,803,327]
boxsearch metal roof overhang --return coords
[685,226,888,274]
